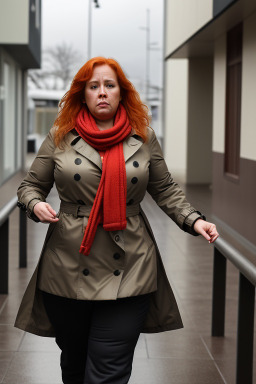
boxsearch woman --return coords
[15,57,219,384]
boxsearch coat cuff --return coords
[183,211,206,236]
[17,197,43,222]
[27,198,43,222]
[176,207,197,229]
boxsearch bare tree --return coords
[28,42,82,90]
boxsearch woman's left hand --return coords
[193,219,219,243]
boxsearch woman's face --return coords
[84,64,121,124]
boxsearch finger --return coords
[42,209,57,220]
[46,204,57,217]
[209,226,217,234]
[200,230,211,241]
[209,234,219,243]
[41,217,59,224]
[212,234,219,242]
[39,209,59,222]
[47,217,59,223]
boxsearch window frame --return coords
[0,50,23,186]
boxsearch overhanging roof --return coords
[165,0,256,59]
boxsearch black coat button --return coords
[133,161,139,168]
[74,174,81,181]
[127,199,134,206]
[83,269,90,276]
[113,253,121,260]
[75,158,82,165]
[114,270,121,276]
[114,235,120,242]
[77,200,85,205]
[131,177,138,184]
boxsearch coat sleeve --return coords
[146,129,206,236]
[17,127,56,222]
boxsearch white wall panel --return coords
[240,12,256,161]
[164,59,188,182]
[212,35,226,153]
[166,0,213,56]
[0,0,29,44]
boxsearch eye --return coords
[106,84,114,88]
[90,85,98,90]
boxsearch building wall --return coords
[186,58,213,184]
[164,58,213,185]
[240,12,256,161]
[165,0,213,56]
[0,0,41,69]
[213,0,238,17]
[212,12,256,246]
[212,35,226,153]
[0,48,25,184]
[0,0,41,186]
[29,0,41,67]
[0,0,29,44]
[164,0,256,246]
[164,59,188,183]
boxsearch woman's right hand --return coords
[33,202,59,223]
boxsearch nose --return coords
[99,84,107,97]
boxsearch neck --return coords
[95,118,114,131]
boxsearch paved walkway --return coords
[0,179,255,383]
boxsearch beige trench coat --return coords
[15,127,204,337]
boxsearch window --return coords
[224,23,242,178]
[3,61,16,180]
[0,52,23,185]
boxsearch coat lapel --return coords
[67,132,102,170]
[123,135,143,162]
[73,140,102,170]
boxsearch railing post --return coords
[212,246,227,336]
[236,272,255,384]
[0,218,9,294]
[19,209,27,268]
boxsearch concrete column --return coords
[164,59,188,184]
[22,70,28,170]
[186,58,213,184]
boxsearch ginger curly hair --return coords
[54,57,150,146]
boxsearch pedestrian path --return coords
[0,182,255,383]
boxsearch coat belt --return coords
[60,201,141,218]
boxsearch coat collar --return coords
[66,130,143,170]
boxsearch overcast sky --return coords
[42,0,164,92]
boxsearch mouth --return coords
[97,102,109,106]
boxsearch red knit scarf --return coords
[75,103,132,256]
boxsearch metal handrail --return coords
[212,236,256,384]
[0,195,27,293]
[214,236,256,286]
[0,196,18,226]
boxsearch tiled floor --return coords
[1,180,255,383]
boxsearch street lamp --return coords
[87,0,100,60]
[139,9,150,102]
[139,9,161,103]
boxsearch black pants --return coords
[42,291,150,384]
